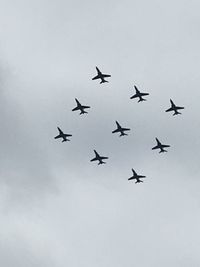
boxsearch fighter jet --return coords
[54,127,72,142]
[165,99,184,116]
[112,121,130,137]
[152,138,170,153]
[128,169,146,183]
[92,67,111,84]
[90,150,108,165]
[72,98,90,115]
[130,85,149,102]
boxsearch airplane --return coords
[152,138,170,153]
[130,85,149,102]
[128,169,146,183]
[112,121,130,137]
[165,99,184,116]
[90,150,108,165]
[72,98,90,115]
[92,67,111,84]
[54,127,72,142]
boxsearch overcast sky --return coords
[0,0,200,266]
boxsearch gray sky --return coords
[0,0,200,266]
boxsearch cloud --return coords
[0,0,200,266]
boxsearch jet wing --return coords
[115,121,121,128]
[101,156,108,160]
[57,127,63,134]
[122,128,130,131]
[141,92,149,96]
[54,135,61,139]
[138,175,146,178]
[128,177,136,180]
[96,67,101,74]
[94,150,100,157]
[165,107,174,112]
[93,67,110,80]
[152,145,159,150]
[72,107,79,111]
[72,99,82,110]
[81,105,90,109]
[75,98,81,105]
[92,75,100,80]
[132,169,137,176]
[102,74,111,78]
[155,138,161,145]
[112,129,119,133]
[162,144,170,148]
[130,94,137,99]
[90,157,97,162]
[134,86,140,92]
[170,99,175,106]
[92,67,102,80]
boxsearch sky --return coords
[0,0,200,266]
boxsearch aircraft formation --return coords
[54,67,185,184]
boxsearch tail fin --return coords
[100,80,108,84]
[80,110,88,115]
[120,132,128,137]
[135,180,143,184]
[98,161,106,165]
[173,111,181,116]
[159,149,167,153]
[138,98,146,102]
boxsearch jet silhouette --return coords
[112,121,130,137]
[90,150,108,165]
[165,99,184,116]
[92,67,111,84]
[54,127,72,142]
[72,98,90,115]
[128,169,146,183]
[152,138,170,153]
[130,85,149,102]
